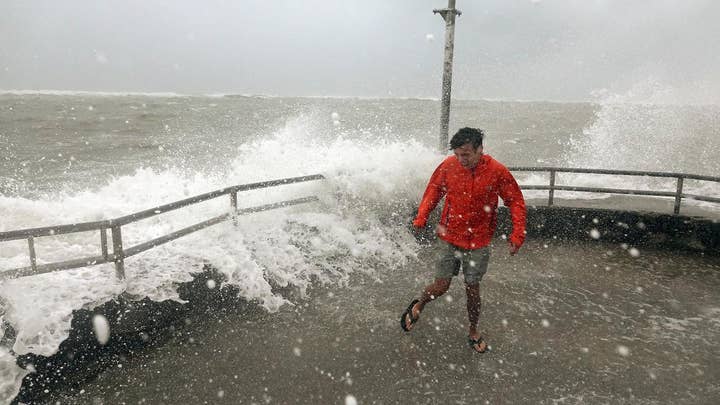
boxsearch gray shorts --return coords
[435,241,491,284]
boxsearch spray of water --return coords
[560,78,720,200]
[0,114,441,365]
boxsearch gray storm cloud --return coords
[1,0,718,102]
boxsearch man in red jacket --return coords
[401,127,526,353]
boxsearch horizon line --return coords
[0,88,597,104]
[3,88,718,107]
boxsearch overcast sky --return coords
[1,0,719,102]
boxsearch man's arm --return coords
[498,167,527,254]
[413,162,447,228]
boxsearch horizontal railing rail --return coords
[509,167,720,214]
[0,174,325,281]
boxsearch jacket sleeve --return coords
[413,161,447,227]
[498,167,527,247]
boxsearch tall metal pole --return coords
[434,0,461,153]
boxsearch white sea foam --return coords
[555,80,720,208]
[570,80,720,173]
[0,348,27,405]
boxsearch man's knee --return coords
[465,282,480,296]
[426,278,451,298]
[435,278,451,293]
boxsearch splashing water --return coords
[0,116,441,361]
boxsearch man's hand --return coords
[411,222,432,245]
[411,224,424,237]
[508,241,520,256]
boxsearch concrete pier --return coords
[38,236,720,404]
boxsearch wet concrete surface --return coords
[44,239,720,405]
[526,196,720,220]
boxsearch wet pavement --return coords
[45,239,720,405]
[526,196,720,220]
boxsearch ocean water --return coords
[1,91,720,402]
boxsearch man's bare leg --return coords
[466,282,487,352]
[403,278,451,331]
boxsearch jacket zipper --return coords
[468,168,476,240]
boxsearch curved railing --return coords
[509,167,720,214]
[0,174,325,281]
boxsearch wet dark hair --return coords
[449,127,484,150]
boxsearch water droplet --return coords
[616,345,630,356]
[92,314,110,345]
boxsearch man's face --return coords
[453,142,483,169]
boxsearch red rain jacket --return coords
[413,154,526,250]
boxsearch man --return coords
[401,127,526,353]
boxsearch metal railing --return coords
[509,167,720,215]
[0,174,325,281]
[3,167,720,282]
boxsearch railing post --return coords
[230,190,238,225]
[100,227,109,260]
[230,191,238,210]
[674,176,684,215]
[28,236,37,272]
[111,225,125,280]
[548,170,556,206]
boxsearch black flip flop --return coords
[468,336,488,353]
[400,299,420,332]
